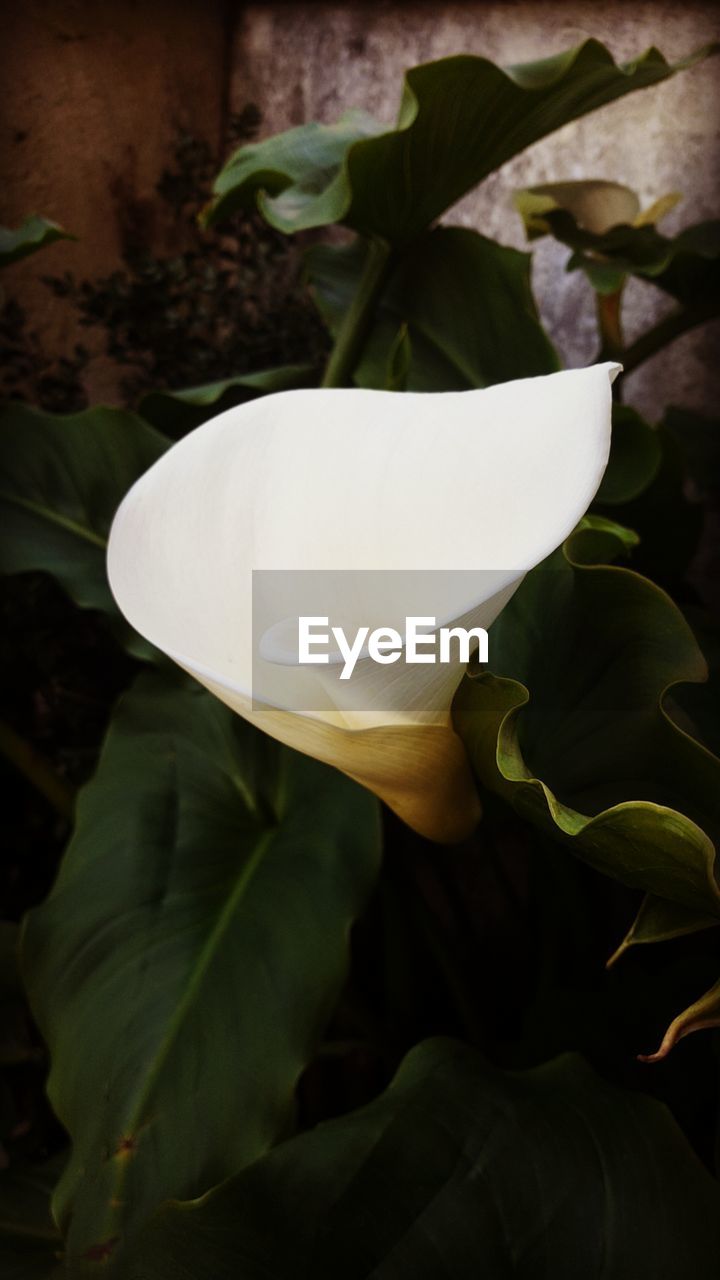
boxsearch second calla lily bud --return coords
[107,364,619,843]
[514,179,681,238]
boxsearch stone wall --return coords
[3,1,719,415]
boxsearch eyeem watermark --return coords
[298,615,488,680]
[252,569,517,719]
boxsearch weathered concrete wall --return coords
[3,2,719,416]
[231,1,720,417]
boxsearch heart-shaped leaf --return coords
[204,42,715,242]
[0,403,167,656]
[126,1039,720,1279]
[20,672,382,1269]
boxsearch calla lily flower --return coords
[514,180,681,238]
[107,364,619,842]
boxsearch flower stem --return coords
[321,237,394,388]
[596,286,625,362]
[620,302,716,377]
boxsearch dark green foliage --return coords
[21,673,381,1267]
[43,128,329,407]
[127,1041,720,1280]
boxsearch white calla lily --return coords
[515,180,681,237]
[107,364,619,842]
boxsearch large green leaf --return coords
[20,672,381,1270]
[0,216,74,269]
[137,363,316,438]
[0,1155,64,1279]
[204,42,715,242]
[126,1039,720,1279]
[453,534,720,925]
[0,403,167,656]
[307,227,559,390]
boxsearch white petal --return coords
[107,363,619,841]
[520,181,640,235]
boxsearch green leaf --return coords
[566,218,668,294]
[651,220,720,307]
[595,404,663,504]
[126,1040,720,1279]
[0,403,167,657]
[204,42,716,242]
[138,364,316,438]
[308,227,559,390]
[201,110,384,231]
[611,893,720,960]
[0,216,74,269]
[607,597,720,1051]
[308,239,427,388]
[0,1154,64,1279]
[453,535,720,924]
[20,671,381,1269]
[571,513,639,563]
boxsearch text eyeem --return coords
[298,616,488,680]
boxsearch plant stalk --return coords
[321,237,394,388]
[596,287,625,363]
[620,302,716,377]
